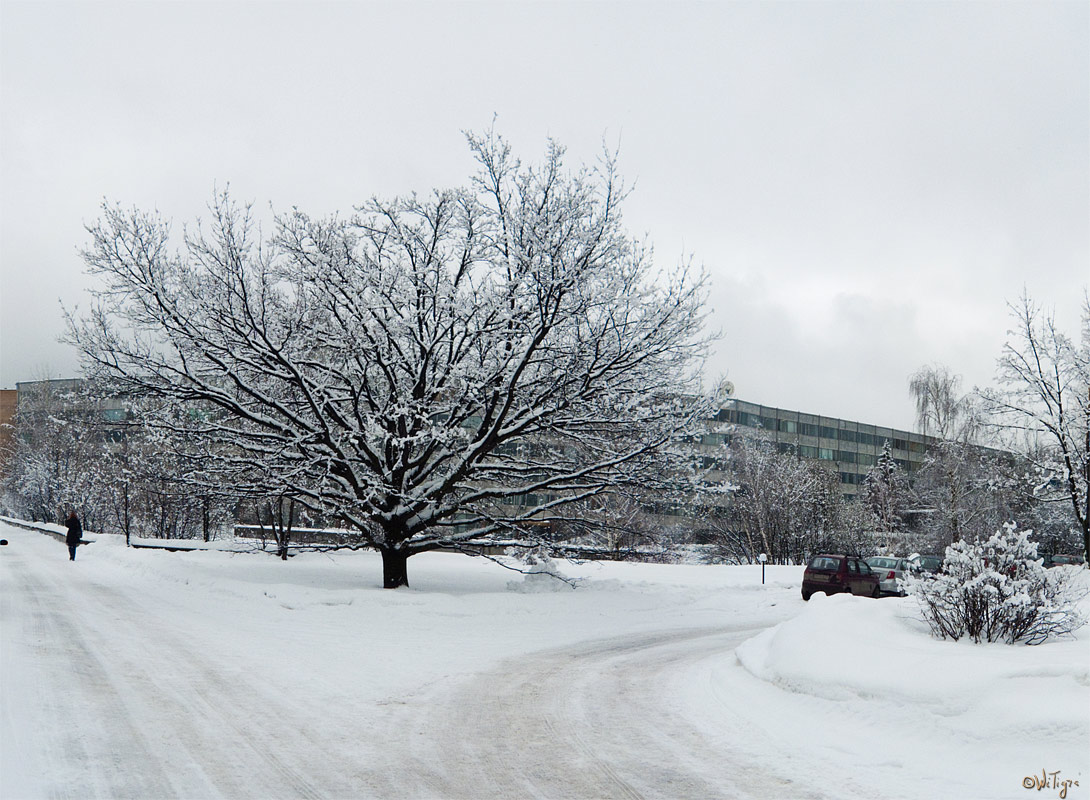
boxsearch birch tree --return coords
[981,293,1089,561]
[909,365,986,544]
[67,132,712,587]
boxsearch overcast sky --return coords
[1,1,1086,432]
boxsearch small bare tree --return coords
[980,293,1089,562]
[909,365,980,443]
[909,365,989,544]
[708,433,854,564]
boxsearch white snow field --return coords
[1,519,1087,800]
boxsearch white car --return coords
[865,556,909,596]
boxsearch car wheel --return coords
[802,589,812,601]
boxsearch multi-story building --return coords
[0,389,18,478]
[8,378,941,529]
[719,398,936,500]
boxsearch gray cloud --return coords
[2,1,1086,433]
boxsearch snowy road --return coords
[1,526,797,800]
[374,627,807,800]
[1,535,379,799]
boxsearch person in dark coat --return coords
[64,510,82,561]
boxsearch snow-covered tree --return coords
[706,433,859,564]
[862,440,913,547]
[909,365,991,545]
[67,132,712,587]
[980,293,1089,562]
[2,380,113,530]
[552,490,674,559]
[909,365,980,444]
[905,523,1087,645]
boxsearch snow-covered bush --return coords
[505,551,576,592]
[904,523,1087,645]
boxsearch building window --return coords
[820,426,838,440]
[819,448,834,460]
[799,422,820,438]
[779,419,797,434]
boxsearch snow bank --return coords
[711,580,1090,799]
[737,591,1089,732]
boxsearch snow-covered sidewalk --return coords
[1,520,1087,799]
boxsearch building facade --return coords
[7,379,940,527]
[0,389,17,478]
[704,398,936,501]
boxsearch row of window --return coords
[699,434,919,475]
[724,409,928,453]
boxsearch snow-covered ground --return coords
[1,519,1087,800]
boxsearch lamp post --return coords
[759,552,767,584]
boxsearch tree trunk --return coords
[381,547,410,589]
[123,484,130,547]
[1082,388,1089,563]
[279,497,294,561]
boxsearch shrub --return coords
[904,523,1087,645]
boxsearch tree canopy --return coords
[67,132,713,586]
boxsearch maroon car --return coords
[802,554,881,601]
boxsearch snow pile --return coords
[505,553,578,592]
[718,587,1090,798]
[737,592,1089,723]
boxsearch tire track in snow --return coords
[2,547,175,799]
[1,537,368,799]
[63,575,354,800]
[377,625,807,800]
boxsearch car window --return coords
[809,556,840,571]
[858,561,872,575]
[868,557,895,569]
[848,560,859,573]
